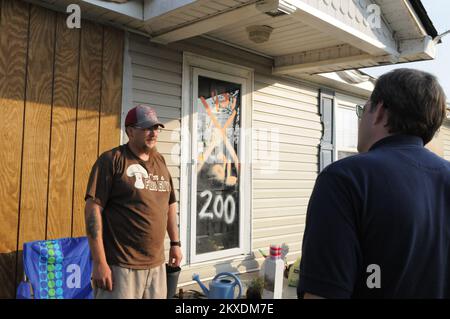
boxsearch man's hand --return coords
[169,246,182,267]
[92,262,113,291]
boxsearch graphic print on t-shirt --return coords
[125,163,171,192]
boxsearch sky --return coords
[360,0,450,101]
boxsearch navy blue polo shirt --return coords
[298,134,450,298]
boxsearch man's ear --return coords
[125,126,132,138]
[372,102,388,126]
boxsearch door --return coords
[189,68,249,263]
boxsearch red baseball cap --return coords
[125,104,164,128]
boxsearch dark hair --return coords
[369,68,447,144]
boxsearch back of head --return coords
[369,68,447,145]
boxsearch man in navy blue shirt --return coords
[298,68,450,298]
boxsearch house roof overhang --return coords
[28,0,440,77]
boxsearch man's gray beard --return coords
[142,144,150,152]
[141,141,154,153]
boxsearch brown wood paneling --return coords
[0,1,124,298]
[46,14,80,240]
[18,5,55,246]
[72,22,103,237]
[0,0,29,299]
[98,27,124,155]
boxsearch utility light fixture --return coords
[246,25,274,44]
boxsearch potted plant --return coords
[245,276,264,299]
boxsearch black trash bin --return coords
[166,264,181,299]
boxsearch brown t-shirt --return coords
[85,144,176,269]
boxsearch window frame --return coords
[335,96,365,160]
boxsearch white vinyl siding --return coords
[252,74,320,266]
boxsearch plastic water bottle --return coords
[262,244,285,299]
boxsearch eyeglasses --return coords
[132,125,162,133]
[355,103,366,119]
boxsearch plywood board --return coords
[47,14,80,239]
[0,0,29,299]
[72,22,103,237]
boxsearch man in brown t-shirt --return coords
[84,104,182,299]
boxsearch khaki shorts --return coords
[94,264,167,299]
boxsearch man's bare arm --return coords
[85,199,112,291]
[85,199,107,262]
[167,202,182,267]
[86,204,100,240]
[167,203,179,242]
